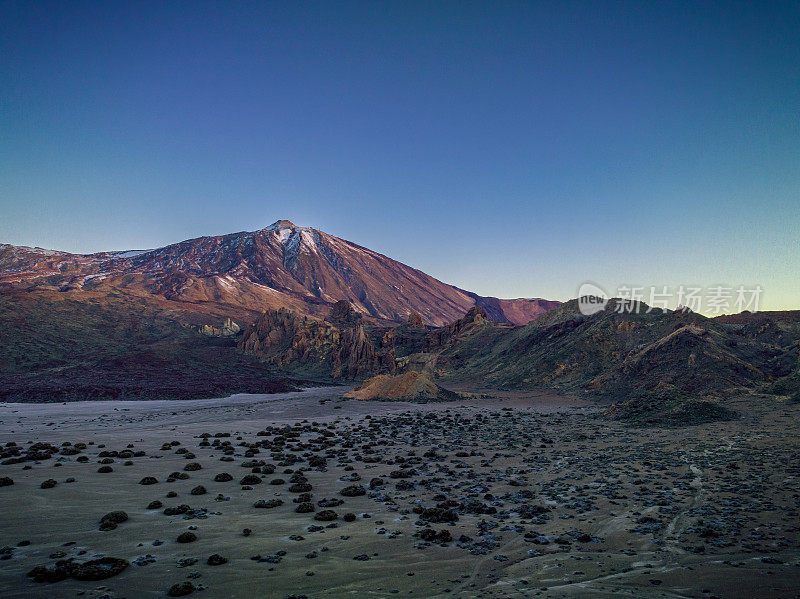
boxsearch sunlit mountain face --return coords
[0,220,559,327]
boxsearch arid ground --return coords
[0,388,798,598]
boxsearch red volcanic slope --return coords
[0,220,559,326]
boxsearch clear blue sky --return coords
[1,1,798,311]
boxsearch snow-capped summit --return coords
[0,222,559,326]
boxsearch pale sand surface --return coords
[0,388,798,598]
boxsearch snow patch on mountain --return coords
[216,275,236,291]
[15,246,68,257]
[0,219,560,326]
[110,249,153,258]
[299,229,319,253]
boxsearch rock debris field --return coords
[0,387,798,598]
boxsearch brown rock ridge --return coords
[238,302,504,381]
[238,301,396,380]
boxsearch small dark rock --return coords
[207,554,228,566]
[314,510,339,522]
[168,581,196,596]
[99,511,128,531]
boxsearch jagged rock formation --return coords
[331,319,395,379]
[426,306,493,349]
[239,308,339,368]
[327,299,364,325]
[239,302,506,381]
[238,302,395,379]
[198,318,241,337]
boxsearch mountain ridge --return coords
[0,220,559,327]
[237,297,800,424]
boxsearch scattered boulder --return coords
[340,484,366,497]
[28,557,129,583]
[70,557,130,581]
[27,564,68,583]
[295,502,314,514]
[314,510,339,522]
[239,474,262,486]
[418,507,458,523]
[168,581,196,596]
[164,504,190,516]
[99,511,128,531]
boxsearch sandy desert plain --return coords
[0,386,798,599]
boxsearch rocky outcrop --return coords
[198,318,241,337]
[331,322,395,379]
[238,308,340,369]
[327,299,364,326]
[427,306,491,349]
[343,371,460,402]
[238,302,395,379]
[407,312,425,328]
[238,300,512,381]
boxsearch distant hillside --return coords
[0,290,298,402]
[434,299,800,423]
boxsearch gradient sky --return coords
[1,1,798,312]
